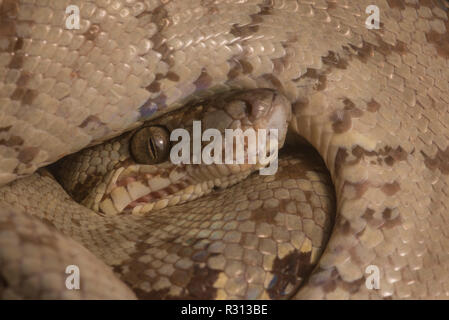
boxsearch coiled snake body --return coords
[0,0,449,299]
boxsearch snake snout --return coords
[260,91,292,149]
[229,89,292,148]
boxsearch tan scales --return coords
[0,0,449,299]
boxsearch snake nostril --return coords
[238,99,254,118]
[247,91,275,121]
[224,100,248,120]
[249,101,266,121]
[237,98,267,122]
[225,89,277,122]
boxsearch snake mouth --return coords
[97,162,254,215]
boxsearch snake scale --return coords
[0,0,449,299]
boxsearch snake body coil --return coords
[1,0,449,299]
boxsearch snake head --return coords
[51,89,292,216]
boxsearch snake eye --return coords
[130,126,171,164]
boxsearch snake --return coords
[0,0,449,300]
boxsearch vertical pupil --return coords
[148,137,158,159]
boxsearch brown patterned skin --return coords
[1,0,449,299]
[52,89,292,218]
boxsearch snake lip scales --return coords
[1,0,449,300]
